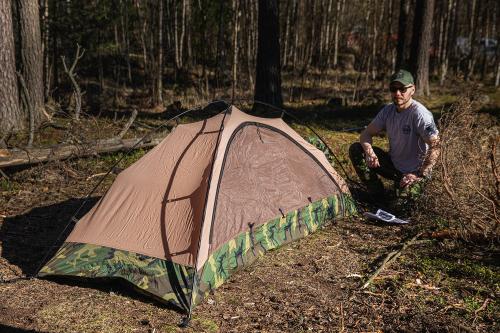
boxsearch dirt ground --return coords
[1,86,499,332]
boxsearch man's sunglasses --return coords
[390,85,412,93]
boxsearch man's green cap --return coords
[390,69,414,86]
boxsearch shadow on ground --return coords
[0,197,99,276]
[0,197,187,314]
[0,324,44,333]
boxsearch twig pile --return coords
[416,95,499,240]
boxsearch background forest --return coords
[0,1,499,332]
[1,0,499,134]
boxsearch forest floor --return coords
[0,77,499,332]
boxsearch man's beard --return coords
[393,96,409,106]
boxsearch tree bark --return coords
[18,0,45,125]
[414,0,435,96]
[0,0,23,133]
[254,0,283,108]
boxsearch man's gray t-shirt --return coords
[371,100,438,174]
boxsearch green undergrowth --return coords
[0,178,19,192]
[99,148,147,169]
[417,255,500,287]
[413,247,500,321]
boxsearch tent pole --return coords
[180,105,231,327]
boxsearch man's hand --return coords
[365,153,380,168]
[400,173,421,188]
[360,123,382,169]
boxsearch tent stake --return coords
[178,314,191,328]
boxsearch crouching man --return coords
[349,70,440,205]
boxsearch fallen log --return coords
[361,232,423,290]
[0,135,164,168]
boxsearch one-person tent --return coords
[38,106,356,313]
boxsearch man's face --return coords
[389,82,415,107]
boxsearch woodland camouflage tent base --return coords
[38,106,356,314]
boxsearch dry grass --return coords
[416,94,499,240]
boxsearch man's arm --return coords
[419,134,440,177]
[400,134,440,188]
[360,123,382,168]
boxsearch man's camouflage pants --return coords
[348,142,425,202]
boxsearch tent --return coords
[38,106,356,313]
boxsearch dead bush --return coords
[416,95,499,240]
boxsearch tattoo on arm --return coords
[360,124,381,157]
[420,135,440,176]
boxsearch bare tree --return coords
[0,0,23,133]
[61,45,85,121]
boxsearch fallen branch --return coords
[474,298,491,315]
[117,109,138,139]
[86,167,122,181]
[0,135,164,168]
[0,168,9,180]
[361,233,422,289]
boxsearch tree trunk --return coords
[156,0,163,105]
[439,0,454,86]
[121,0,132,84]
[324,0,333,68]
[333,0,344,68]
[174,0,180,70]
[291,0,299,72]
[282,0,292,68]
[186,0,192,69]
[0,0,23,133]
[414,0,435,96]
[18,0,45,125]
[179,0,187,69]
[495,55,500,87]
[396,0,410,70]
[245,0,256,91]
[384,0,395,71]
[254,0,283,108]
[465,0,477,81]
[231,0,240,102]
[42,0,50,100]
